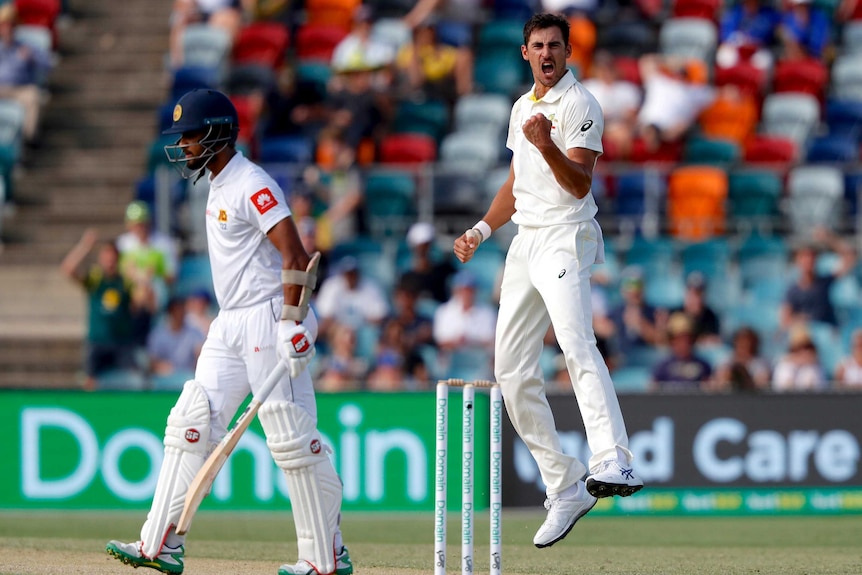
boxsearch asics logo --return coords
[558,269,566,278]
[621,468,634,480]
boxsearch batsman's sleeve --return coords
[242,175,292,234]
[563,90,604,155]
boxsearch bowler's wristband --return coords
[472,220,492,243]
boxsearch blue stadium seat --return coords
[171,65,221,101]
[825,99,862,139]
[644,272,686,309]
[805,134,859,163]
[680,237,731,282]
[330,236,396,291]
[259,135,315,164]
[459,245,505,300]
[736,233,789,287]
[610,366,651,393]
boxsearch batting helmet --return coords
[163,89,240,180]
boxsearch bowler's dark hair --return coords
[523,12,570,46]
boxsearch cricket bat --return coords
[175,361,287,535]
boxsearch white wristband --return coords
[472,220,492,243]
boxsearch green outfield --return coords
[1,510,860,575]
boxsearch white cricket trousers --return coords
[494,221,632,497]
[195,298,320,443]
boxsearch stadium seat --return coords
[473,51,529,97]
[842,20,862,54]
[439,130,502,173]
[621,236,676,279]
[453,93,511,136]
[742,134,797,166]
[176,254,215,299]
[714,62,767,97]
[645,272,686,309]
[736,233,789,287]
[671,0,721,20]
[392,99,451,143]
[259,135,314,164]
[295,60,332,95]
[379,133,437,164]
[229,95,261,147]
[231,22,290,69]
[294,24,348,62]
[492,0,536,20]
[612,169,665,236]
[170,65,221,101]
[14,23,51,55]
[330,236,396,290]
[805,134,859,163]
[225,63,277,96]
[683,136,741,165]
[596,20,658,58]
[432,166,486,217]
[680,237,731,281]
[727,168,782,232]
[667,165,728,240]
[772,58,828,100]
[845,170,862,215]
[658,17,718,63]
[786,165,845,233]
[614,56,642,85]
[371,17,412,52]
[305,0,359,29]
[181,24,233,70]
[610,366,651,392]
[697,90,759,145]
[476,19,524,54]
[364,168,417,237]
[14,0,59,47]
[831,53,862,102]
[630,137,684,164]
[445,347,494,381]
[567,14,596,73]
[825,99,862,139]
[761,92,820,146]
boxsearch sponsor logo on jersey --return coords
[173,104,182,122]
[218,209,227,222]
[558,269,566,278]
[185,429,200,443]
[310,439,322,454]
[251,188,278,214]
[580,120,593,132]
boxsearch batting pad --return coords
[140,380,211,559]
[259,401,341,575]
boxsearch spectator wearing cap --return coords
[331,5,395,82]
[394,19,469,103]
[609,266,662,356]
[117,200,179,287]
[772,324,828,391]
[146,295,206,380]
[780,228,856,330]
[711,326,771,392]
[650,312,713,392]
[669,271,721,346]
[398,221,456,303]
[314,255,389,343]
[0,3,52,151]
[432,270,496,352]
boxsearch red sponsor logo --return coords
[251,188,278,214]
[292,334,310,354]
[185,429,201,443]
[310,439,321,454]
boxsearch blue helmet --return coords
[163,89,240,180]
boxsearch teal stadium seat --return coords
[364,168,417,238]
[476,19,525,53]
[610,366,651,393]
[683,137,741,165]
[392,99,451,143]
[728,169,782,233]
[473,52,529,97]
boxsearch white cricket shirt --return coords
[204,151,292,310]
[507,70,604,227]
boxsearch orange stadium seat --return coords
[294,24,348,62]
[667,165,728,240]
[305,0,360,30]
[568,15,596,75]
[379,133,437,164]
[232,22,290,69]
[698,89,759,144]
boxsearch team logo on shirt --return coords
[251,188,278,214]
[580,120,594,132]
[218,209,228,230]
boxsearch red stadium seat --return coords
[232,22,290,69]
[305,0,359,30]
[672,0,721,21]
[630,137,684,164]
[294,24,348,62]
[772,58,828,100]
[14,0,60,47]
[229,95,262,152]
[715,62,767,98]
[614,56,641,86]
[379,133,437,164]
[743,134,797,166]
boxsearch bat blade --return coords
[175,399,262,535]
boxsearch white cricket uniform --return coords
[195,151,318,443]
[495,71,632,496]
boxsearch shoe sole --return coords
[534,499,597,549]
[106,547,183,575]
[585,479,644,498]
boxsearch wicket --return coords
[435,378,503,575]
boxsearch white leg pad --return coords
[140,380,211,559]
[259,401,342,575]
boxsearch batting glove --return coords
[277,321,316,378]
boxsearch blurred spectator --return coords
[650,312,713,392]
[636,54,716,152]
[670,272,721,346]
[146,295,205,376]
[609,266,661,354]
[777,0,831,60]
[315,255,389,341]
[772,325,828,390]
[835,328,862,389]
[316,130,365,247]
[117,200,179,286]
[185,288,215,335]
[394,20,470,102]
[581,51,641,159]
[389,273,435,353]
[432,270,496,351]
[60,229,140,390]
[780,229,856,329]
[710,326,771,392]
[168,0,242,68]
[315,321,368,391]
[398,221,456,303]
[716,0,781,70]
[0,4,52,148]
[331,5,395,85]
[262,70,329,140]
[367,317,408,390]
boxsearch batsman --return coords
[106,89,352,575]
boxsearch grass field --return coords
[1,510,860,575]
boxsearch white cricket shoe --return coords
[533,482,597,548]
[278,546,353,575]
[106,540,184,574]
[586,459,644,498]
